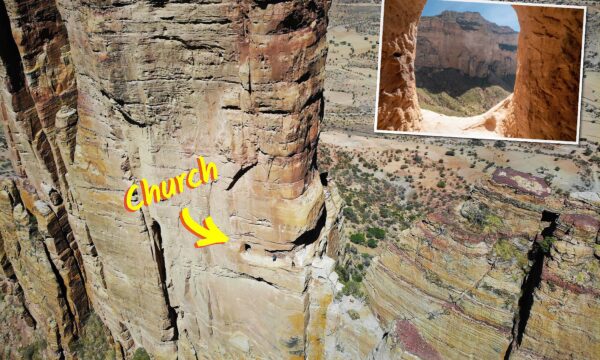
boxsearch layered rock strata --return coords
[365,168,600,359]
[0,0,339,358]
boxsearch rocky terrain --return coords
[0,0,599,359]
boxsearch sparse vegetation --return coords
[19,339,46,360]
[72,312,115,360]
[347,309,360,320]
[132,348,151,360]
[539,236,557,254]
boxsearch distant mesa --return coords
[415,10,519,90]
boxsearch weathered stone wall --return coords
[376,0,426,131]
[0,0,338,358]
[503,5,584,141]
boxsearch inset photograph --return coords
[375,0,586,143]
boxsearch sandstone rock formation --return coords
[416,11,518,86]
[376,0,427,131]
[378,1,584,142]
[0,0,342,358]
[365,168,600,359]
[502,5,584,141]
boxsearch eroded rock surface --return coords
[376,0,427,131]
[0,0,340,358]
[502,5,584,141]
[365,169,600,359]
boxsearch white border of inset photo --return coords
[373,0,587,145]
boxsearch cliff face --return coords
[416,11,518,86]
[365,168,600,359]
[0,0,340,358]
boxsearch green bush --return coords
[350,233,365,245]
[341,280,364,299]
[367,227,385,240]
[539,236,557,254]
[352,272,363,282]
[367,239,378,248]
[335,264,350,283]
[436,181,446,188]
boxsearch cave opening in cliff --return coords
[414,0,519,133]
[376,0,585,142]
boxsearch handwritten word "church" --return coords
[124,156,218,212]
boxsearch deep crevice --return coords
[0,3,26,92]
[39,233,77,343]
[150,220,178,342]
[319,172,328,186]
[504,211,559,359]
[292,205,327,248]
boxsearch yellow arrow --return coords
[179,208,229,248]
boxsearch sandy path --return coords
[419,95,513,139]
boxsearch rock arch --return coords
[377,0,584,142]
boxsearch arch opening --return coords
[377,0,585,142]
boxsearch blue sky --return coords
[422,0,520,32]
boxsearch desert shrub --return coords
[350,233,365,245]
[436,181,446,188]
[445,150,455,156]
[494,140,506,148]
[367,227,385,240]
[341,280,364,299]
[19,339,46,360]
[347,309,360,320]
[72,312,115,360]
[367,239,378,248]
[343,207,358,223]
[335,264,350,283]
[539,236,557,254]
[132,348,151,360]
[493,239,527,268]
